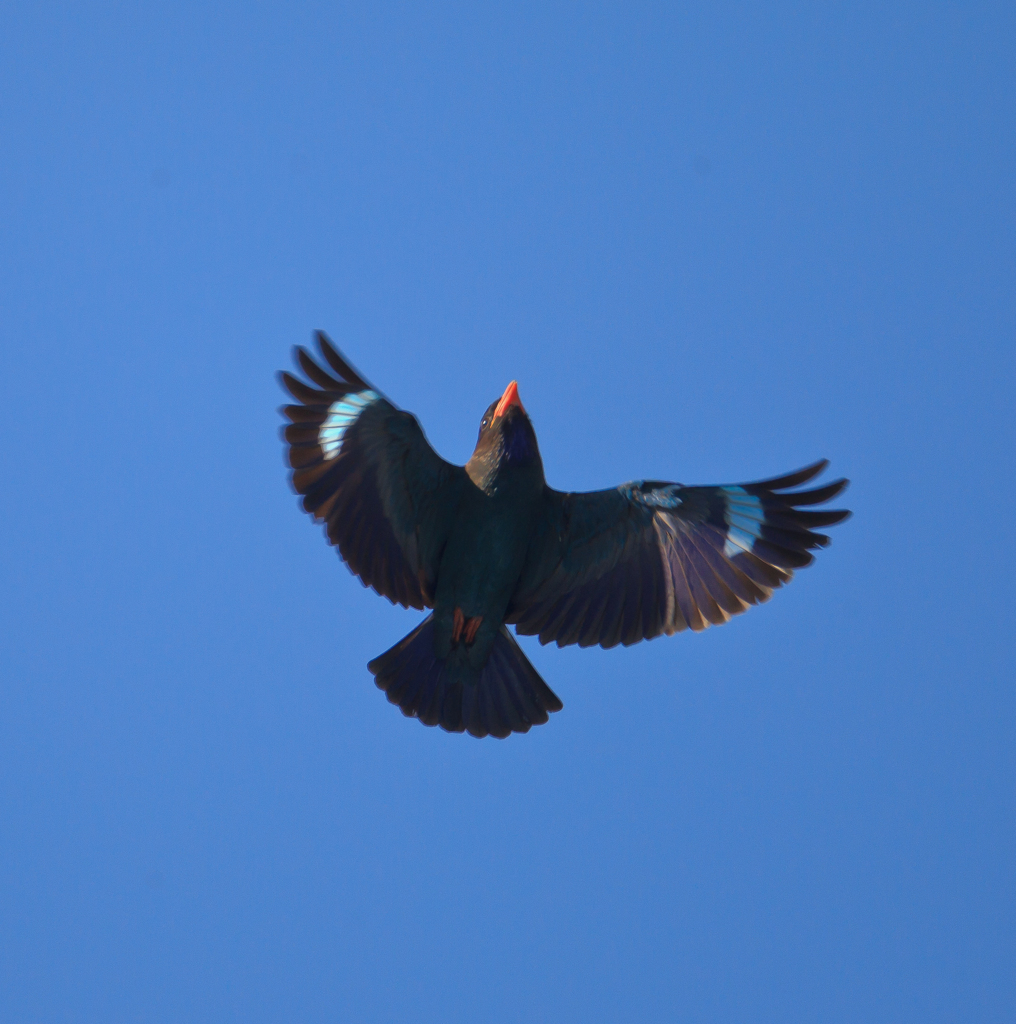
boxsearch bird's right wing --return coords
[506,462,850,648]
[279,333,468,609]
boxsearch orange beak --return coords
[494,380,524,418]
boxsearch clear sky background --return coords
[2,4,1013,1022]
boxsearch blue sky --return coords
[2,3,1013,1021]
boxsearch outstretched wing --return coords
[279,332,467,609]
[506,461,850,648]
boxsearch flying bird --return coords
[279,332,850,739]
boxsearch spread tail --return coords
[367,615,563,739]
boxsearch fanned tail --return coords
[367,615,563,739]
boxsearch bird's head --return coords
[467,380,542,485]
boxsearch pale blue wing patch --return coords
[721,485,763,558]
[319,390,381,459]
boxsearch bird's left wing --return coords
[279,332,468,610]
[506,461,850,648]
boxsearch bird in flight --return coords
[279,332,850,739]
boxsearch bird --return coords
[279,332,850,739]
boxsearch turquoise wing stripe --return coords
[319,390,381,458]
[721,486,764,557]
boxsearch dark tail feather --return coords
[367,616,563,739]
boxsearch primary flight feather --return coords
[279,332,851,739]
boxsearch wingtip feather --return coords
[316,331,371,390]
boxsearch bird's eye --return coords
[482,418,489,429]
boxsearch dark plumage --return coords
[279,332,851,739]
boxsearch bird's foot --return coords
[452,608,483,647]
[464,614,483,646]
